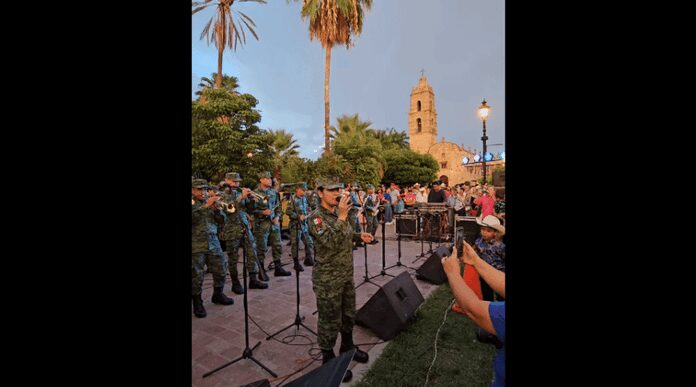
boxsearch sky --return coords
[192,0,504,160]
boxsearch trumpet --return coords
[213,198,236,214]
[228,186,268,204]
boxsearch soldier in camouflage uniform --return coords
[307,176,373,383]
[219,172,268,292]
[253,172,291,278]
[191,179,235,318]
[285,182,315,271]
[306,181,320,212]
[364,184,380,244]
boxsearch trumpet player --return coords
[220,172,268,291]
[285,182,315,271]
[191,179,235,318]
[253,172,291,279]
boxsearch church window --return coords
[417,101,421,111]
[440,161,448,169]
[417,118,421,132]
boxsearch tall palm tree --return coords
[193,0,266,89]
[268,129,300,187]
[196,73,240,99]
[296,0,373,156]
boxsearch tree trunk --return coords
[216,10,225,89]
[324,46,332,156]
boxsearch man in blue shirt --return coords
[441,242,505,386]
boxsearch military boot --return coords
[230,278,244,294]
[293,258,304,272]
[340,331,369,363]
[248,276,268,289]
[322,350,352,383]
[230,267,244,294]
[303,255,315,266]
[274,264,291,277]
[192,295,207,318]
[211,286,235,305]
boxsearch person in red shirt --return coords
[474,187,496,218]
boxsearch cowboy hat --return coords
[476,215,505,234]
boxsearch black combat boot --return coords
[230,267,244,294]
[274,264,291,277]
[322,350,352,383]
[303,255,315,266]
[293,258,304,272]
[192,295,207,318]
[340,331,369,363]
[248,276,269,289]
[211,286,235,305]
[230,278,244,294]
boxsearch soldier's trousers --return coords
[224,227,260,277]
[366,215,378,236]
[290,224,314,261]
[192,247,228,296]
[313,277,356,351]
[254,220,282,268]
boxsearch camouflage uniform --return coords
[307,188,320,212]
[285,185,315,267]
[364,186,379,237]
[219,173,261,289]
[192,179,235,317]
[253,172,290,276]
[307,179,365,352]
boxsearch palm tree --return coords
[195,73,240,100]
[193,0,266,89]
[296,0,373,156]
[268,129,300,187]
[329,113,372,140]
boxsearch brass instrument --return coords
[226,186,268,204]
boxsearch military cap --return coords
[225,172,242,181]
[192,179,209,189]
[258,171,272,179]
[316,176,344,190]
[294,182,308,190]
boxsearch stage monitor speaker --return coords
[282,349,354,387]
[395,214,418,236]
[355,272,424,340]
[415,245,451,285]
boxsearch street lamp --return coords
[477,99,490,184]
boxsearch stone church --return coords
[408,74,504,186]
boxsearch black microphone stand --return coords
[266,219,317,340]
[203,222,277,379]
[355,206,380,290]
[370,206,395,279]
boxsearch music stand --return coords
[203,223,277,379]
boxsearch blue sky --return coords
[192,0,504,160]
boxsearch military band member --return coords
[307,177,373,383]
[253,172,291,278]
[364,184,380,243]
[285,182,315,271]
[220,172,268,291]
[191,179,235,318]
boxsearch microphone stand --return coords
[204,221,277,379]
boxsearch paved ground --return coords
[193,223,445,387]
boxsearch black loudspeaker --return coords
[355,272,424,340]
[395,214,418,236]
[282,349,354,387]
[493,170,505,187]
[415,246,451,285]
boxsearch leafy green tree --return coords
[381,148,438,187]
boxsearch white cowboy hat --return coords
[476,215,505,234]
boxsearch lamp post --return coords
[477,99,491,184]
